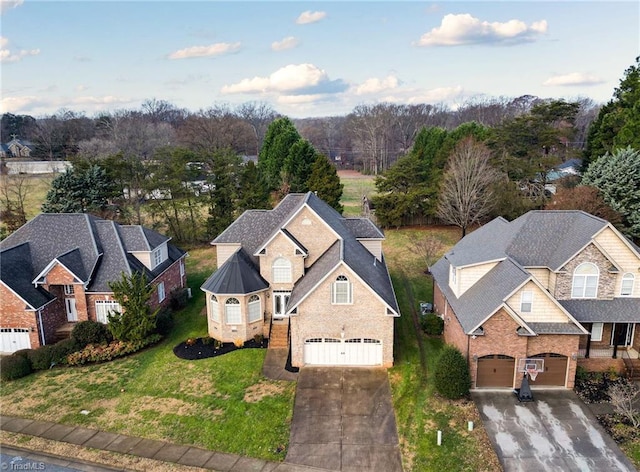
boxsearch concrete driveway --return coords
[473,390,636,472]
[285,367,403,472]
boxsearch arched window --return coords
[225,297,241,324]
[572,263,599,298]
[272,257,292,283]
[621,273,635,296]
[332,275,353,304]
[210,294,219,322]
[248,295,262,323]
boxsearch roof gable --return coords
[1,243,55,310]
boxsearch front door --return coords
[612,323,634,347]
[273,291,291,319]
[65,298,78,322]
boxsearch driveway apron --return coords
[473,390,637,472]
[286,367,403,472]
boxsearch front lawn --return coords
[385,228,502,472]
[0,247,295,461]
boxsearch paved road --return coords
[473,390,637,472]
[1,445,119,472]
[286,367,403,472]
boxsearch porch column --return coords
[585,333,591,359]
[612,322,618,359]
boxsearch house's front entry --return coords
[65,298,78,322]
[303,337,382,366]
[612,323,635,347]
[273,291,290,319]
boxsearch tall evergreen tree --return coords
[42,165,117,214]
[307,155,344,213]
[205,149,241,238]
[236,161,271,213]
[283,139,317,192]
[259,117,301,190]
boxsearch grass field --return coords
[0,174,53,219]
[338,170,376,217]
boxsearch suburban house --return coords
[201,192,399,367]
[0,138,34,158]
[431,210,640,389]
[0,214,187,353]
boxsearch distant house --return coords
[0,138,35,158]
[431,210,640,389]
[545,158,583,194]
[0,214,187,353]
[201,192,399,367]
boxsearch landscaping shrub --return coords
[66,334,162,366]
[155,308,174,336]
[1,354,32,380]
[13,349,33,363]
[170,288,189,310]
[27,345,55,371]
[49,338,80,365]
[421,313,444,335]
[71,320,112,348]
[434,345,471,399]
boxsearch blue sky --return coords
[1,1,638,118]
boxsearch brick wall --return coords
[205,292,267,343]
[0,284,40,349]
[290,264,395,367]
[578,357,625,374]
[149,257,188,311]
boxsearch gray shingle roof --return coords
[0,243,55,309]
[343,218,384,239]
[288,241,341,309]
[201,249,268,295]
[527,322,586,335]
[212,192,399,314]
[559,299,640,323]
[0,214,185,295]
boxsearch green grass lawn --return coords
[338,171,376,217]
[0,247,295,461]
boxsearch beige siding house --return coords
[431,211,640,389]
[201,192,399,367]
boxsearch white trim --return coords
[593,223,640,260]
[253,229,308,257]
[452,257,507,270]
[621,273,634,296]
[591,322,603,342]
[571,262,599,299]
[248,294,261,323]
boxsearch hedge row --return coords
[66,334,162,366]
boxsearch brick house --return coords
[201,192,399,367]
[0,214,187,353]
[431,211,640,389]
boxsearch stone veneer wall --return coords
[555,243,617,300]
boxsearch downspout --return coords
[37,309,46,346]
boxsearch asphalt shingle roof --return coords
[201,249,268,294]
[0,243,55,309]
[342,218,384,239]
[559,299,640,323]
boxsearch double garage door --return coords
[476,353,568,388]
[304,337,382,366]
[0,328,31,354]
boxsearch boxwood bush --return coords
[27,345,55,371]
[421,313,444,335]
[155,308,174,336]
[434,345,471,399]
[1,354,32,381]
[71,320,112,348]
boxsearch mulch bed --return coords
[173,337,268,360]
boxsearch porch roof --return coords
[559,298,640,323]
[527,322,585,335]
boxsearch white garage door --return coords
[0,328,31,353]
[304,337,382,366]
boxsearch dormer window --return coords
[152,248,163,268]
[572,263,599,298]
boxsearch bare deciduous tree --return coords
[608,380,640,428]
[409,233,446,273]
[0,167,33,234]
[437,137,500,237]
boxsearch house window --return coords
[571,263,599,298]
[449,265,457,285]
[332,275,353,304]
[591,322,603,342]
[63,285,75,296]
[95,300,122,324]
[180,260,185,277]
[157,282,165,302]
[225,297,241,325]
[621,273,634,296]
[152,248,163,268]
[272,257,292,283]
[248,295,261,323]
[210,295,219,322]
[520,291,533,313]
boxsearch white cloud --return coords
[0,95,40,113]
[354,75,399,95]
[168,41,241,59]
[296,10,326,25]
[405,86,465,103]
[0,36,40,63]
[416,13,547,46]
[222,63,347,95]
[543,72,605,87]
[1,0,24,15]
[72,95,133,106]
[271,36,299,51]
[76,85,88,92]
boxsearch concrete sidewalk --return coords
[0,415,329,472]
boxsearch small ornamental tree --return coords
[434,345,471,399]
[107,271,158,342]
